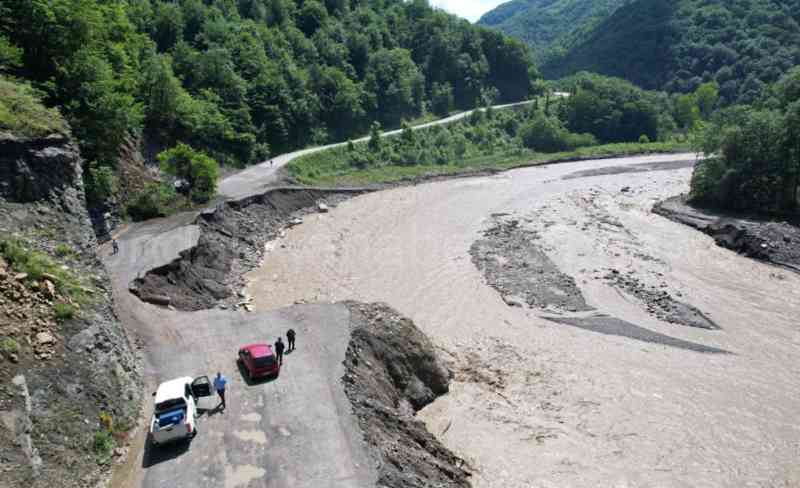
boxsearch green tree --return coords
[158,144,220,203]
[695,82,719,120]
[431,82,454,116]
[520,114,569,152]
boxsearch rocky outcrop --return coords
[0,132,140,488]
[343,302,470,488]
[0,133,85,214]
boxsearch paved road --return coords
[218,101,533,199]
[104,214,375,488]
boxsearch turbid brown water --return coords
[246,153,800,487]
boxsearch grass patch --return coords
[288,141,689,186]
[1,337,19,354]
[0,238,92,305]
[0,76,68,138]
[54,243,76,258]
[92,429,115,464]
[54,302,76,321]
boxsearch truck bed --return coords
[151,407,191,444]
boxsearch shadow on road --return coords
[141,435,191,469]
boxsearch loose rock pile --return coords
[601,268,720,329]
[0,257,63,362]
[471,219,592,312]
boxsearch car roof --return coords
[241,343,273,357]
[154,377,192,404]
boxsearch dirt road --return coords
[246,153,800,487]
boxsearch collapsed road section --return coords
[130,188,369,311]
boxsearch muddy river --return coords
[246,154,800,487]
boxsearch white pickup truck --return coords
[149,376,212,446]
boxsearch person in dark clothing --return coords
[287,329,296,352]
[275,337,285,365]
[111,239,119,255]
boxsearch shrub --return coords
[125,183,182,221]
[54,302,75,321]
[85,163,118,204]
[92,429,114,463]
[158,143,220,203]
[638,134,651,144]
[54,243,72,257]
[520,114,569,153]
[1,337,19,354]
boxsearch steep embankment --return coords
[654,196,800,273]
[343,302,471,488]
[0,131,140,486]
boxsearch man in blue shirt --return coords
[213,372,227,410]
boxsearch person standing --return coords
[275,337,285,365]
[111,238,119,255]
[213,372,227,411]
[287,329,296,352]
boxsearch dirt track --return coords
[246,153,800,487]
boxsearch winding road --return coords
[106,101,800,488]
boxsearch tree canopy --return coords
[540,0,800,106]
[0,0,538,176]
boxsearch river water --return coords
[246,154,800,487]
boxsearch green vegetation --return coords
[0,0,537,208]
[92,429,114,464]
[0,76,67,137]
[690,68,800,214]
[541,0,800,106]
[158,143,220,203]
[0,337,20,355]
[289,83,687,186]
[0,239,91,305]
[125,182,188,221]
[54,243,76,258]
[54,302,76,321]
[478,0,631,63]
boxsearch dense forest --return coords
[477,0,631,63]
[0,0,537,208]
[540,0,800,105]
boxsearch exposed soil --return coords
[654,195,800,273]
[470,218,592,312]
[343,302,471,488]
[130,188,368,311]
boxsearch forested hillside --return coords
[541,0,800,105]
[0,0,536,199]
[477,0,631,62]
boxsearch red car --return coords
[237,343,280,380]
